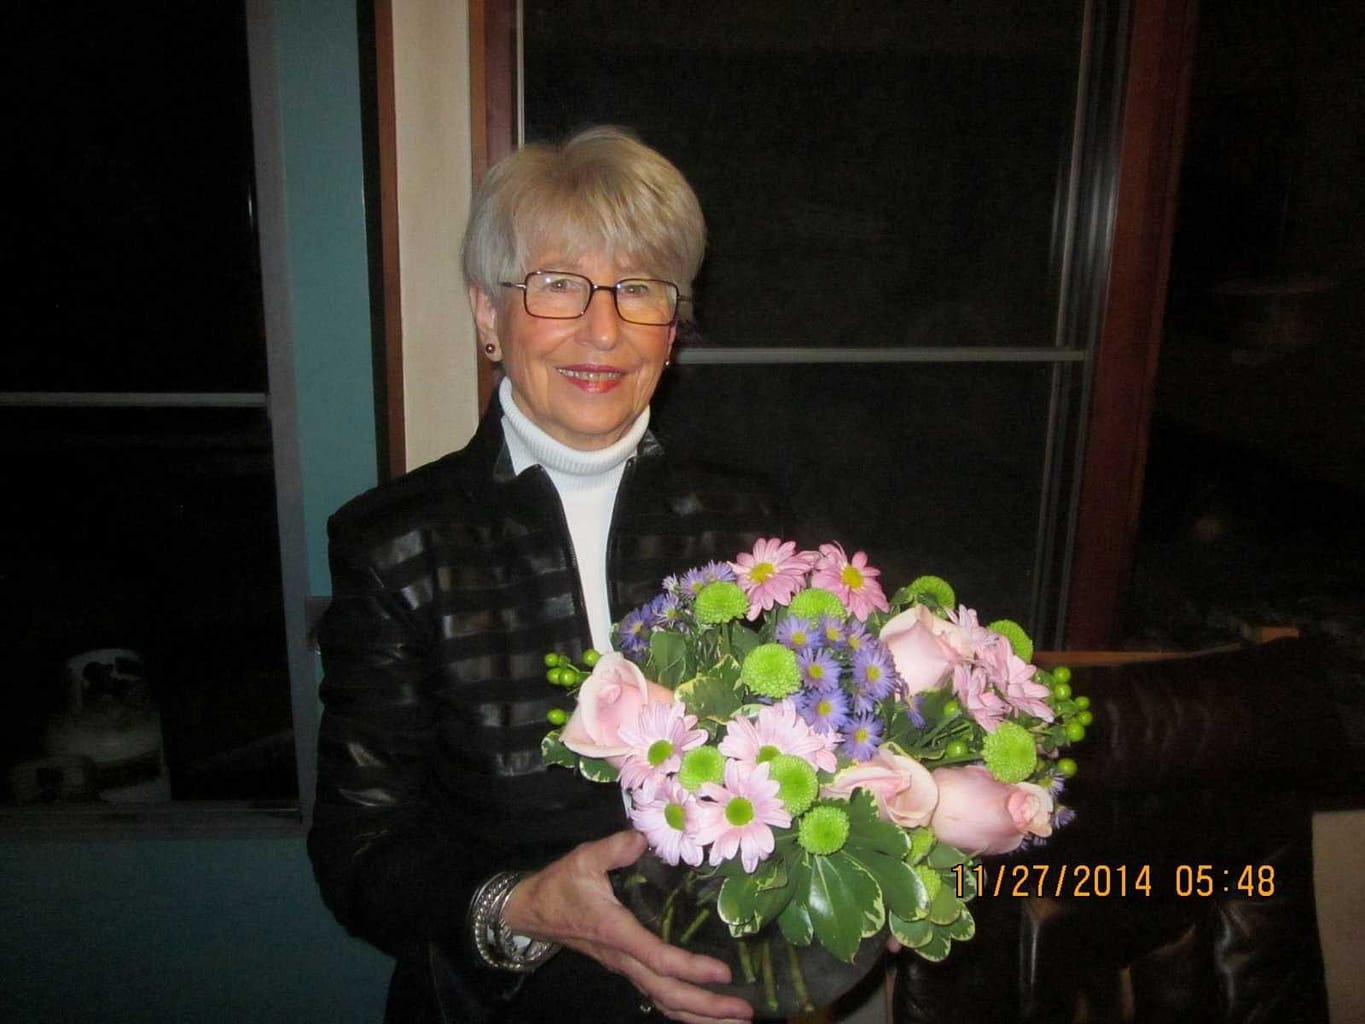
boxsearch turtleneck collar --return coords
[499,376,649,479]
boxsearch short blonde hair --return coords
[462,126,705,319]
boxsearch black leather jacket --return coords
[308,396,784,1023]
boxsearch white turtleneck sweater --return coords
[499,377,649,652]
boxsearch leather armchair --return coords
[893,637,1356,1023]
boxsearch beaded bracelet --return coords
[469,871,561,973]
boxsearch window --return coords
[512,0,1129,640]
[3,4,299,809]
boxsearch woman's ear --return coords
[470,285,502,361]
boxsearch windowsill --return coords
[0,800,305,840]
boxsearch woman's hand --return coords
[502,830,754,1024]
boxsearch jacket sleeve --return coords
[306,512,521,1004]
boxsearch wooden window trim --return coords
[1064,0,1199,646]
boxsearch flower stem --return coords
[736,938,758,984]
[759,938,777,1013]
[678,908,711,946]
[786,939,814,1011]
[661,889,678,944]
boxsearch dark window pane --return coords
[652,362,1057,622]
[523,1,1084,350]
[1,407,296,803]
[6,3,265,392]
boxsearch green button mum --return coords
[678,746,726,790]
[787,587,845,621]
[797,805,851,855]
[739,643,802,699]
[694,580,749,624]
[982,720,1038,784]
[767,754,818,816]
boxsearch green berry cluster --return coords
[542,649,601,725]
[1039,664,1090,777]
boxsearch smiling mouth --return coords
[558,367,626,382]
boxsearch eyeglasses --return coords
[500,271,688,326]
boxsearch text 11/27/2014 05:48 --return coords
[953,862,1277,899]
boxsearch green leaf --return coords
[719,868,794,937]
[913,930,954,962]
[675,674,743,723]
[728,622,762,663]
[945,906,976,942]
[807,854,882,963]
[926,884,964,927]
[778,897,814,946]
[926,841,970,870]
[843,814,912,860]
[845,849,927,922]
[578,757,619,783]
[647,630,690,687]
[540,731,577,769]
[718,873,763,931]
[888,913,933,949]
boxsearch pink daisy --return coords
[629,778,705,867]
[979,643,1054,722]
[952,661,1011,732]
[729,538,818,620]
[616,701,709,791]
[718,699,840,773]
[811,543,889,621]
[695,761,792,873]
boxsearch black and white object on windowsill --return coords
[38,648,171,802]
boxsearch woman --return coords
[309,128,779,1024]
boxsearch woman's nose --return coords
[580,287,621,349]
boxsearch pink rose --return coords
[928,765,1054,855]
[560,653,676,762]
[879,605,959,695]
[820,750,939,828]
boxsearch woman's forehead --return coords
[521,240,652,276]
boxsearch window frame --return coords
[0,0,314,838]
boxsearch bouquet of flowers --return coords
[542,540,1087,1015]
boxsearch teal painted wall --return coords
[0,839,389,1023]
[0,2,391,1020]
[276,0,379,595]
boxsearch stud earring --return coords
[483,343,496,356]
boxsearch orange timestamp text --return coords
[952,862,1276,899]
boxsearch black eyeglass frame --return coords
[499,270,691,326]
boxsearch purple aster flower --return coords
[680,567,709,599]
[853,644,897,704]
[844,621,872,654]
[904,693,927,729]
[700,560,737,584]
[843,712,884,761]
[817,614,847,649]
[616,607,650,658]
[776,616,817,651]
[661,574,683,597]
[649,592,685,631]
[797,686,851,735]
[798,648,843,693]
[1054,805,1076,829]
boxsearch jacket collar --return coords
[461,384,665,492]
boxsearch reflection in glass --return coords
[1,408,296,804]
[523,0,1085,350]
[652,362,1065,624]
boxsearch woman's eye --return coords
[538,274,586,294]
[619,281,652,297]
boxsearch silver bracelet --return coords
[469,871,561,973]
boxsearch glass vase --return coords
[612,852,886,1020]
